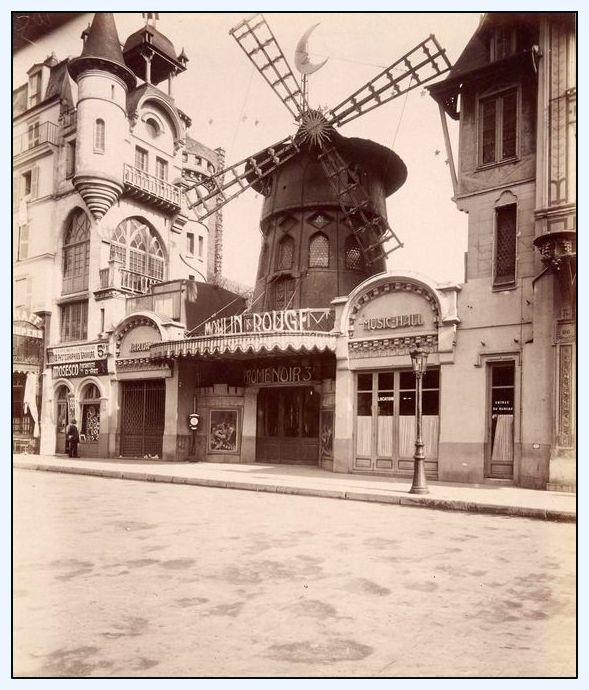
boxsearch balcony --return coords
[95,261,162,299]
[13,121,58,157]
[122,163,181,213]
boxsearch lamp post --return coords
[409,346,429,495]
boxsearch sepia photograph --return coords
[12,8,576,679]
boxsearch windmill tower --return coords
[185,15,452,312]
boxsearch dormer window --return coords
[490,26,517,62]
[28,72,41,108]
[479,88,518,166]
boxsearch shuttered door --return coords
[121,380,165,457]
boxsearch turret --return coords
[68,13,136,219]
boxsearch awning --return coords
[150,331,337,359]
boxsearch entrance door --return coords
[486,363,515,478]
[354,369,440,475]
[120,380,165,457]
[256,386,320,464]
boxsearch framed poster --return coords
[209,409,240,453]
[320,409,334,458]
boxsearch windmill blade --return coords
[230,13,306,120]
[185,136,300,222]
[328,34,452,128]
[317,144,403,265]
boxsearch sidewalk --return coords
[13,454,576,522]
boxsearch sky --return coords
[12,11,482,288]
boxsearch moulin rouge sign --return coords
[203,308,334,336]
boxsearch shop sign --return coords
[48,342,108,364]
[118,324,162,359]
[204,308,334,336]
[52,359,108,379]
[361,313,424,331]
[244,365,314,386]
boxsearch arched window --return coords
[344,235,365,271]
[62,209,90,293]
[145,117,160,138]
[94,119,105,152]
[309,232,329,268]
[277,235,294,270]
[80,383,101,443]
[110,218,166,283]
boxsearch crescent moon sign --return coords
[295,23,328,75]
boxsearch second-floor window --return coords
[110,218,165,281]
[494,204,517,287]
[60,300,88,342]
[135,146,148,172]
[62,209,90,294]
[479,89,518,166]
[94,119,105,152]
[155,157,168,181]
[277,235,294,270]
[17,224,29,261]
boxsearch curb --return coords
[13,462,576,523]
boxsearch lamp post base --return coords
[410,457,429,494]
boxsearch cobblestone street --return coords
[13,470,576,677]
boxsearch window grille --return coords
[494,204,517,286]
[277,236,294,270]
[345,235,364,271]
[309,233,329,268]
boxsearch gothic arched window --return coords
[62,209,90,294]
[309,232,329,268]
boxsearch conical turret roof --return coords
[68,12,135,90]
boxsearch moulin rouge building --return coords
[13,12,575,492]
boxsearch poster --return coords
[208,409,239,453]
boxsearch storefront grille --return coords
[120,380,165,457]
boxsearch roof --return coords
[185,135,218,163]
[123,25,178,63]
[68,13,136,90]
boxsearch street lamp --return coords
[409,345,429,495]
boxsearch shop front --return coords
[332,272,460,478]
[12,310,45,454]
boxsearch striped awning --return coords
[150,331,337,359]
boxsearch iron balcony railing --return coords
[123,163,182,209]
[13,121,59,156]
[98,262,162,295]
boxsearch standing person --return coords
[66,419,80,458]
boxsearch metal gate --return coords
[120,380,165,457]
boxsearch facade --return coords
[429,12,576,489]
[12,13,241,459]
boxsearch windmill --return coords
[185,14,452,312]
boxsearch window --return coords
[135,146,148,172]
[17,225,29,261]
[27,121,40,149]
[28,72,41,108]
[187,232,195,255]
[60,300,88,342]
[62,209,90,294]
[66,141,76,178]
[494,204,517,286]
[94,119,105,152]
[14,277,29,310]
[80,383,101,442]
[198,235,204,258]
[479,89,518,165]
[272,275,296,310]
[277,235,294,270]
[309,232,329,268]
[345,235,365,271]
[145,118,160,137]
[20,168,38,201]
[110,218,165,284]
[155,157,168,181]
[490,27,517,62]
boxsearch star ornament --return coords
[297,109,334,148]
